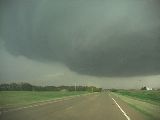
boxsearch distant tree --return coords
[0,83,102,92]
[141,86,147,90]
[0,84,10,91]
[110,89,118,92]
[21,83,33,91]
[10,83,20,90]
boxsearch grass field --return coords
[114,90,160,105]
[0,91,88,108]
[112,90,160,120]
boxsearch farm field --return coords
[0,91,88,108]
[114,90,160,105]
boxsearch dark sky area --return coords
[0,0,160,88]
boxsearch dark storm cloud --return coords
[1,0,160,77]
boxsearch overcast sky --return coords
[0,0,160,88]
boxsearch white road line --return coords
[112,98,131,120]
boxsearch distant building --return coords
[146,87,152,90]
[141,86,152,90]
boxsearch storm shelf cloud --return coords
[1,0,160,77]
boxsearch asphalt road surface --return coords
[0,92,146,120]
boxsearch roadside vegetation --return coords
[0,83,102,108]
[111,89,160,120]
[113,90,160,105]
[0,91,87,108]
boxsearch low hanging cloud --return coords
[0,0,160,77]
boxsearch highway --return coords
[0,93,146,120]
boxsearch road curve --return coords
[0,92,146,120]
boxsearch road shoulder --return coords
[110,92,148,120]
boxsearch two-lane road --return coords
[0,93,146,120]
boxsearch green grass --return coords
[0,91,88,108]
[115,90,160,105]
[112,90,160,120]
[127,102,156,120]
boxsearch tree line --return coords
[0,83,102,92]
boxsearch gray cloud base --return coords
[1,0,160,77]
